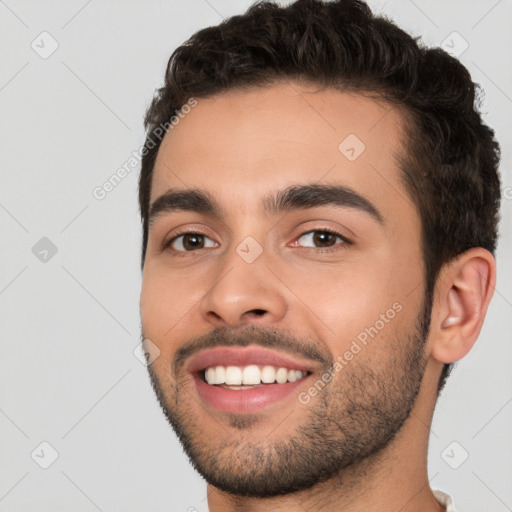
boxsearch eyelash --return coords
[162,228,352,256]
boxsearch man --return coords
[137,0,501,510]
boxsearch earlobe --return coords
[431,248,496,364]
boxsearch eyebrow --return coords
[148,183,384,226]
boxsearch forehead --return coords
[150,82,412,221]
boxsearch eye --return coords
[165,231,217,252]
[294,229,351,249]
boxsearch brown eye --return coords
[296,230,349,249]
[167,232,216,252]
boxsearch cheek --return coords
[140,267,165,328]
[282,250,422,348]
[140,264,212,356]
[140,268,187,348]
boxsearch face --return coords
[140,81,430,497]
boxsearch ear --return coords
[429,248,496,364]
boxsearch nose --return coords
[199,247,287,328]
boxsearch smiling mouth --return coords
[192,368,314,414]
[185,345,319,413]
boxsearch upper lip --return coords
[186,346,317,374]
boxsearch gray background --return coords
[1,0,511,510]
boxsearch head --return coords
[138,0,500,499]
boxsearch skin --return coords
[139,81,495,511]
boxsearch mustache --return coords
[170,324,333,376]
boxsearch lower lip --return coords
[193,373,311,414]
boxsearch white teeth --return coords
[242,365,261,385]
[206,367,215,383]
[225,366,242,385]
[261,365,276,383]
[203,364,306,386]
[213,365,225,384]
[276,367,288,384]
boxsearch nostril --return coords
[249,309,266,316]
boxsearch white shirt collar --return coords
[433,488,457,511]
